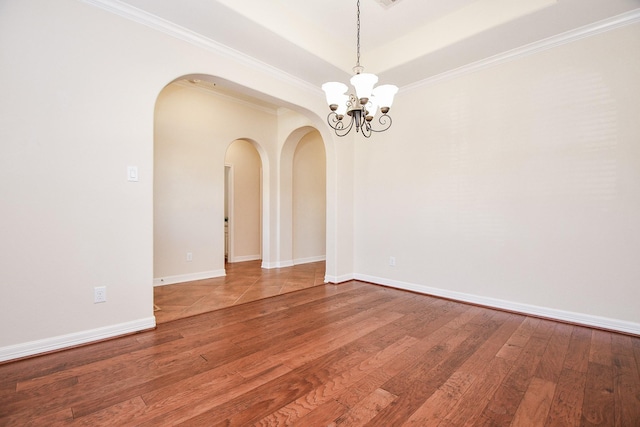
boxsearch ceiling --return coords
[110,0,639,96]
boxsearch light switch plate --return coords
[127,166,139,182]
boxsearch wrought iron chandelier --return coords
[322,0,398,138]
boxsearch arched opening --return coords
[152,74,333,322]
[292,130,326,264]
[153,79,228,286]
[224,139,263,264]
[279,127,327,276]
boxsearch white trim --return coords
[262,260,294,269]
[355,274,640,336]
[232,255,262,263]
[80,0,319,95]
[82,1,640,101]
[293,255,326,265]
[0,317,156,363]
[82,1,639,96]
[404,8,640,92]
[225,164,235,264]
[153,269,226,287]
[325,273,355,284]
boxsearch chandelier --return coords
[321,0,398,138]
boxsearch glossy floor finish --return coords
[2,281,640,425]
[154,260,326,323]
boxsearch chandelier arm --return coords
[368,113,393,133]
[327,112,356,138]
[326,112,341,129]
[361,121,372,138]
[336,115,355,137]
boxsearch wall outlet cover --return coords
[94,286,107,303]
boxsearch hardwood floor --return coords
[154,261,326,323]
[1,279,639,425]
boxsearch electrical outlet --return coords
[186,252,193,262]
[389,256,396,267]
[94,286,107,303]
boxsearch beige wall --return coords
[293,131,327,263]
[225,140,262,262]
[354,23,640,330]
[154,83,275,282]
[0,0,342,361]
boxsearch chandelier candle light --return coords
[322,0,398,138]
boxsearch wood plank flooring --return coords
[2,279,640,425]
[154,261,326,323]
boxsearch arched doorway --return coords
[292,130,326,264]
[152,75,336,322]
[279,127,327,269]
[224,139,263,264]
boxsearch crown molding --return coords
[80,0,320,96]
[404,8,640,92]
[80,2,639,97]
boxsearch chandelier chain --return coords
[356,0,361,68]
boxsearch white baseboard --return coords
[262,260,294,269]
[325,273,355,284]
[153,269,226,286]
[293,255,326,265]
[231,255,261,263]
[354,274,640,336]
[0,317,156,363]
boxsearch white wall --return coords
[225,140,262,262]
[354,23,640,332]
[0,0,345,361]
[293,130,327,263]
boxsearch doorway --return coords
[292,130,326,264]
[224,139,262,264]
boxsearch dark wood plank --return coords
[611,334,640,426]
[401,370,475,425]
[544,368,587,427]
[589,330,613,366]
[185,371,315,426]
[367,317,504,425]
[137,365,292,425]
[475,335,549,426]
[581,362,615,427]
[535,322,573,383]
[435,313,525,426]
[563,326,592,373]
[333,388,397,426]
[258,334,418,424]
[511,377,556,426]
[438,356,513,427]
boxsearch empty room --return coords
[1,0,639,425]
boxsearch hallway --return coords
[153,261,326,323]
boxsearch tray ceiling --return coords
[95,0,639,98]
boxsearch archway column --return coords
[324,131,356,283]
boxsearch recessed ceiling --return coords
[106,0,639,89]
